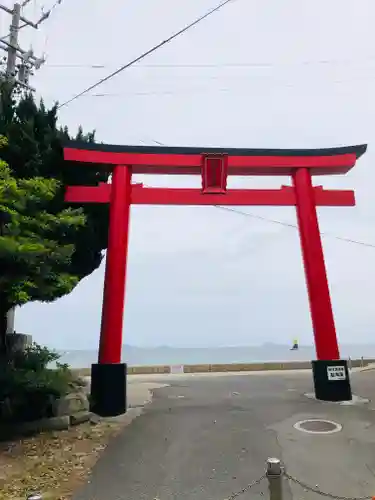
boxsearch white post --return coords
[267,458,283,500]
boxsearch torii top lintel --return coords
[64,141,367,176]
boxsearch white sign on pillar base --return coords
[327,365,346,381]
[170,365,184,374]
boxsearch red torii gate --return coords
[64,141,367,417]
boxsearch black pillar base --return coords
[312,359,352,402]
[90,363,127,417]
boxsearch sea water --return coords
[57,344,375,368]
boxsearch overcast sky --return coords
[1,0,375,350]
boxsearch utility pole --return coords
[0,2,46,333]
[6,3,21,79]
[0,2,45,89]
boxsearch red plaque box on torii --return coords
[64,141,367,417]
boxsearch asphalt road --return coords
[74,371,375,500]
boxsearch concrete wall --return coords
[74,358,375,377]
[183,358,374,372]
[128,365,170,375]
[183,361,313,373]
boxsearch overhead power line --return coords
[58,0,236,109]
[46,56,375,70]
[52,73,375,99]
[215,206,375,249]
[34,0,63,28]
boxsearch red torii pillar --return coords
[293,168,340,361]
[99,165,132,366]
[64,142,366,416]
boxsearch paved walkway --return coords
[75,369,375,500]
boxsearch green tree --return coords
[0,135,86,354]
[0,86,109,344]
[0,88,109,275]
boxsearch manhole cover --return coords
[293,419,342,434]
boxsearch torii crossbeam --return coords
[64,141,367,416]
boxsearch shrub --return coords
[11,343,61,372]
[0,342,81,423]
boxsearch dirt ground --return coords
[0,416,130,500]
